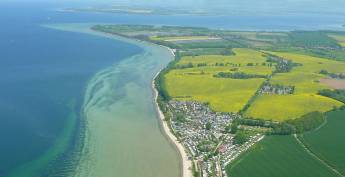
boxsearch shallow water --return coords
[0,4,143,176]
[49,25,181,177]
[1,2,345,177]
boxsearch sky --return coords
[139,0,344,13]
[2,0,345,16]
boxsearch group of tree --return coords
[286,111,325,133]
[197,63,207,67]
[236,111,326,135]
[150,39,181,49]
[214,72,267,79]
[318,89,345,103]
[266,54,301,73]
[329,72,345,79]
[275,60,297,73]
[155,72,170,101]
[205,122,212,130]
[246,62,262,66]
[254,112,325,135]
[225,120,240,134]
[174,62,194,69]
[154,51,184,102]
[175,112,186,122]
[287,31,341,49]
[179,48,235,57]
[234,130,251,145]
[215,62,225,66]
[178,40,243,49]
[319,70,345,79]
[238,118,271,128]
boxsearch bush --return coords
[286,111,325,133]
[234,130,250,145]
[214,72,267,79]
[271,123,296,135]
[318,89,345,103]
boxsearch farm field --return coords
[320,78,345,89]
[245,52,345,120]
[94,25,345,119]
[328,34,345,47]
[165,72,264,112]
[164,48,273,112]
[300,109,345,175]
[178,48,267,65]
[226,135,339,177]
[268,52,345,74]
[93,25,345,177]
[244,94,342,121]
[165,48,345,118]
[150,35,221,42]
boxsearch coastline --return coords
[144,32,193,177]
[87,24,192,177]
[46,23,183,177]
[83,25,192,177]
[152,70,193,177]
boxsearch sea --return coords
[0,1,344,177]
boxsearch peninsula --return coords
[92,24,345,177]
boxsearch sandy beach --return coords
[152,69,193,177]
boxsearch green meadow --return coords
[329,34,345,47]
[226,136,339,177]
[300,109,345,176]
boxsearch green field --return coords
[300,109,345,175]
[226,136,339,177]
[150,35,220,42]
[329,34,345,47]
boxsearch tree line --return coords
[214,72,267,79]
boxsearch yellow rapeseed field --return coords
[165,72,264,112]
[246,52,345,120]
[164,48,270,112]
[244,94,342,121]
[164,48,344,120]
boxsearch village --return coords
[169,101,264,177]
[259,82,295,95]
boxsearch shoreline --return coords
[152,70,193,177]
[46,23,191,177]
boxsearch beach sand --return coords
[152,70,193,177]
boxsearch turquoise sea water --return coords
[1,2,345,177]
[0,4,143,177]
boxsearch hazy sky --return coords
[82,0,345,16]
[2,0,345,15]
